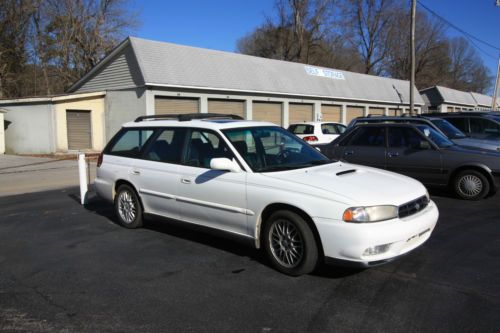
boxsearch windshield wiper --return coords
[258,165,300,172]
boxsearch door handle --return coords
[131,170,140,175]
[387,152,399,158]
[344,150,354,156]
[181,178,191,184]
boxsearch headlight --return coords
[343,205,398,223]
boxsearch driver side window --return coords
[388,127,426,149]
[184,130,234,168]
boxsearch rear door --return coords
[385,126,444,185]
[134,128,186,219]
[338,126,386,169]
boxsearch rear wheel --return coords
[114,184,143,228]
[453,170,490,200]
[263,210,318,276]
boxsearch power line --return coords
[417,0,500,53]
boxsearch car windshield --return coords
[415,125,455,148]
[223,126,333,172]
[430,119,467,139]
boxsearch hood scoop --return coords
[336,169,357,176]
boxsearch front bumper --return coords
[314,200,439,266]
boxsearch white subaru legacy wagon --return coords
[95,114,439,276]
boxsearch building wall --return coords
[148,87,421,126]
[0,111,5,154]
[3,103,55,154]
[105,88,147,141]
[53,96,106,151]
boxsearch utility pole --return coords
[410,0,416,116]
[492,55,500,110]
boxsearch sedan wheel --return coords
[454,170,489,200]
[114,184,143,228]
[264,210,318,276]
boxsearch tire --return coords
[453,170,490,200]
[114,184,143,228]
[263,210,318,276]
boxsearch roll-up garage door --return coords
[388,108,402,116]
[368,107,385,116]
[447,106,454,113]
[321,105,342,123]
[208,99,245,118]
[252,102,282,126]
[289,103,313,124]
[346,106,364,125]
[155,97,199,115]
[67,110,91,150]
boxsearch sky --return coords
[132,0,500,89]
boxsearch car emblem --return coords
[414,202,420,211]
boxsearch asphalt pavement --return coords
[0,187,499,332]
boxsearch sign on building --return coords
[304,66,346,80]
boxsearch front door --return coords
[177,129,248,236]
[385,127,444,185]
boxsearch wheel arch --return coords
[114,179,144,210]
[448,164,495,194]
[255,203,324,258]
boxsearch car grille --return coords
[398,195,429,218]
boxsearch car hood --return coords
[452,138,500,151]
[260,162,427,206]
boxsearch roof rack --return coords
[134,113,244,122]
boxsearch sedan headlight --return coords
[343,205,398,223]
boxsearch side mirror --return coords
[210,158,242,173]
[419,140,431,150]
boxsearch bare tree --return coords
[341,0,397,75]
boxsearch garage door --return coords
[346,106,364,125]
[322,105,341,123]
[368,107,385,116]
[208,99,245,118]
[388,108,402,116]
[67,110,91,150]
[252,102,282,126]
[447,106,454,113]
[155,97,199,115]
[289,103,313,124]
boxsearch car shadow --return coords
[82,193,362,279]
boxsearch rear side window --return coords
[108,129,154,157]
[143,128,185,163]
[445,117,468,133]
[344,127,386,146]
[470,118,500,135]
[289,124,314,135]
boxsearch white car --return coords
[95,114,438,276]
[288,121,347,144]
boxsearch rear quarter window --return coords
[289,124,314,135]
[107,128,155,157]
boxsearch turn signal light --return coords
[303,136,319,142]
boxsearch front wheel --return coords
[263,210,318,276]
[453,170,490,200]
[114,184,143,228]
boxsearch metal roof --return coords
[470,92,499,107]
[431,86,477,106]
[126,37,423,105]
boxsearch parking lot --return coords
[0,156,498,332]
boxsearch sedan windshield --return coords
[223,126,332,172]
[415,125,454,148]
[430,119,467,139]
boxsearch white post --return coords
[78,153,88,205]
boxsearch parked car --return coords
[348,116,500,152]
[95,113,438,276]
[426,112,500,140]
[317,122,500,200]
[288,121,346,144]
